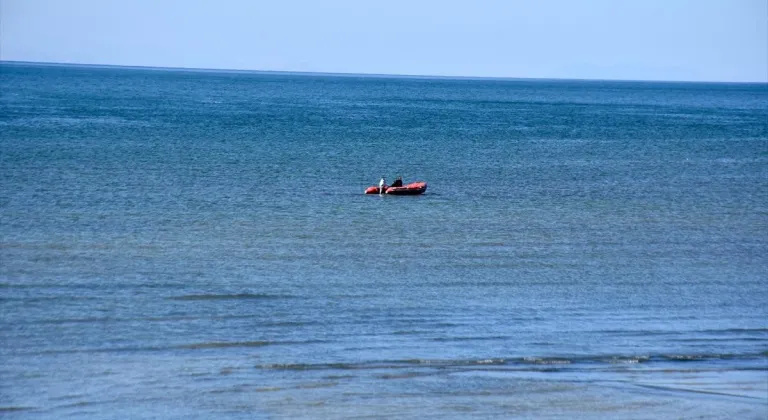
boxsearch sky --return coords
[1,0,766,82]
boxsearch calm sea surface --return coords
[1,63,767,419]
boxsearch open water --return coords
[1,62,767,419]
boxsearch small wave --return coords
[296,382,338,389]
[260,362,364,371]
[27,316,113,324]
[431,336,509,342]
[592,329,682,337]
[473,358,507,365]
[254,387,283,393]
[259,358,509,371]
[660,354,734,362]
[20,314,316,326]
[172,339,324,351]
[404,358,510,366]
[378,372,431,380]
[391,330,427,336]
[0,407,33,412]
[522,357,572,365]
[261,320,320,327]
[260,363,316,370]
[701,328,768,334]
[26,339,324,355]
[672,337,768,343]
[633,383,768,401]
[177,341,271,349]
[607,356,651,364]
[19,314,262,325]
[256,352,768,372]
[0,296,97,302]
[168,293,292,301]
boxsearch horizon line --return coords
[1,59,766,85]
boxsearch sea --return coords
[1,62,766,419]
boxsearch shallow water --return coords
[1,63,767,418]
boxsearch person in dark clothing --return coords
[391,176,403,188]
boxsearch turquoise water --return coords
[1,62,767,419]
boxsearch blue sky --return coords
[2,0,766,82]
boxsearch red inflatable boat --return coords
[365,181,427,195]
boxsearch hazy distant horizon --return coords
[3,59,766,85]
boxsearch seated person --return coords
[390,176,403,188]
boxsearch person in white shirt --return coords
[379,176,386,195]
